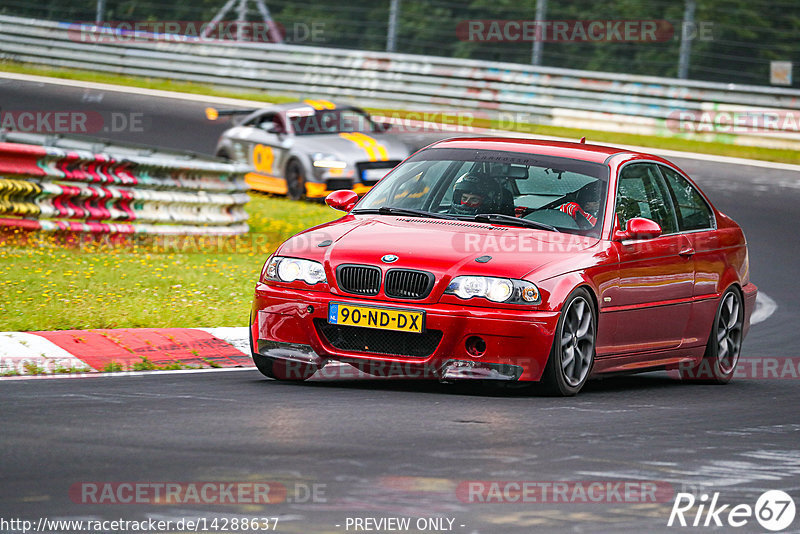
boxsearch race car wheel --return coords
[286,159,306,201]
[681,287,743,384]
[539,288,596,396]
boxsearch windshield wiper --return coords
[352,206,461,220]
[467,213,559,232]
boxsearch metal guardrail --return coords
[1,15,799,150]
[0,131,249,235]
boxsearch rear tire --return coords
[286,159,306,201]
[680,287,743,384]
[538,288,596,396]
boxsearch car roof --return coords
[264,100,355,113]
[237,100,360,125]
[429,137,635,164]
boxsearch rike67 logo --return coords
[668,490,796,531]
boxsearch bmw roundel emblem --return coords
[381,254,399,263]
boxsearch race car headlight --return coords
[312,153,347,169]
[445,276,540,304]
[264,256,327,285]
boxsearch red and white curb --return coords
[0,327,253,378]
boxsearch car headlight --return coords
[264,256,327,285]
[445,276,540,304]
[312,153,347,169]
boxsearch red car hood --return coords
[278,215,601,282]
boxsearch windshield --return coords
[355,147,610,236]
[288,108,377,135]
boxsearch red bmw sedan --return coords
[249,137,757,395]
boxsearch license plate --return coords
[362,168,390,182]
[328,302,424,333]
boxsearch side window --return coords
[617,163,678,234]
[659,166,715,231]
[251,112,283,133]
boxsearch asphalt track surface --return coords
[1,77,799,533]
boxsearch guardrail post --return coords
[95,0,105,24]
[531,0,547,66]
[387,0,401,52]
[678,0,696,79]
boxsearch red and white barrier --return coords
[0,133,250,235]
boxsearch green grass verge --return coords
[0,194,340,331]
[3,61,799,165]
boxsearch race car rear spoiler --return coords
[204,107,256,121]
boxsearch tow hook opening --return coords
[465,336,487,357]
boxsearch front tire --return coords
[681,287,743,384]
[285,159,306,201]
[539,288,596,396]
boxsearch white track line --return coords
[0,366,257,381]
[2,71,800,171]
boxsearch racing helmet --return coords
[451,173,503,216]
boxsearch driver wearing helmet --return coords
[558,180,601,227]
[450,173,503,216]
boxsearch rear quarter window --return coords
[660,166,715,231]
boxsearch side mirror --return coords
[374,121,392,132]
[613,217,662,241]
[325,190,359,212]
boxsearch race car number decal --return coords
[253,144,275,174]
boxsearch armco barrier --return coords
[1,15,800,150]
[0,132,249,235]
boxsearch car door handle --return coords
[678,247,695,257]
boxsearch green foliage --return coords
[103,361,125,373]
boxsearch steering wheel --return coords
[523,208,580,230]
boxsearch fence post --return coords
[531,0,547,66]
[678,0,696,79]
[387,0,401,52]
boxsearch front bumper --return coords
[251,283,561,381]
